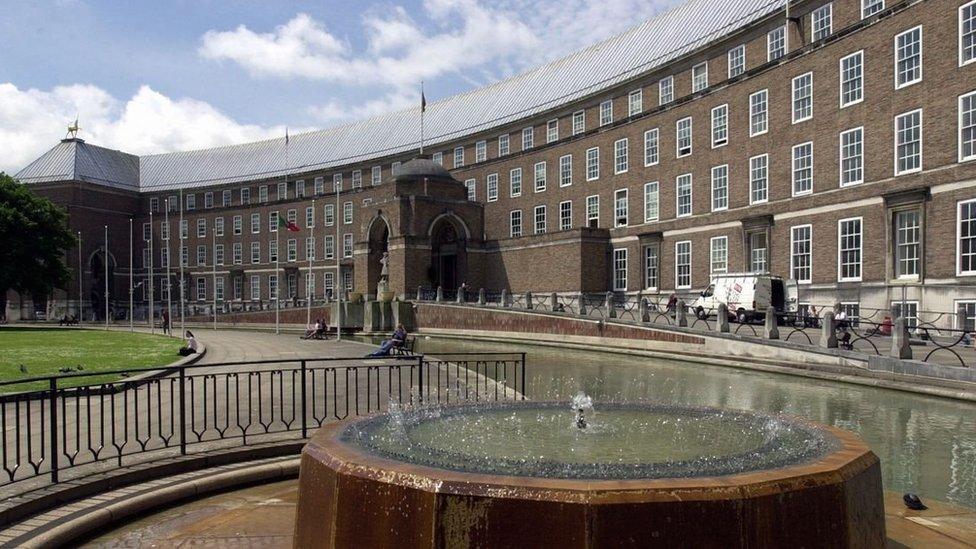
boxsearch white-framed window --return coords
[614,189,628,227]
[160,220,170,241]
[324,235,335,260]
[954,300,976,331]
[676,173,693,217]
[838,217,863,281]
[613,248,628,291]
[233,215,243,235]
[676,117,693,157]
[534,205,547,234]
[286,239,296,262]
[305,272,315,300]
[728,45,745,78]
[324,204,335,226]
[215,217,224,237]
[259,185,269,203]
[268,239,277,263]
[643,245,659,290]
[215,243,225,266]
[186,193,197,210]
[692,62,708,92]
[711,165,728,211]
[370,166,381,186]
[343,201,353,224]
[269,212,278,233]
[958,199,976,275]
[614,138,628,174]
[196,218,206,237]
[196,277,206,301]
[149,197,159,213]
[546,119,558,143]
[351,170,362,189]
[862,0,884,18]
[840,127,864,186]
[559,200,573,230]
[628,89,643,116]
[465,179,476,201]
[277,183,287,201]
[750,154,769,204]
[204,191,214,208]
[599,100,613,126]
[197,244,207,266]
[840,51,864,107]
[791,225,813,283]
[305,237,316,261]
[643,128,659,166]
[895,27,923,89]
[572,110,585,135]
[792,142,814,196]
[792,72,813,123]
[659,76,673,105]
[559,155,573,187]
[894,209,921,279]
[498,134,510,156]
[314,177,324,194]
[342,233,353,258]
[522,127,534,150]
[510,168,522,197]
[510,210,523,238]
[476,140,487,162]
[644,181,659,223]
[710,236,728,274]
[960,91,976,162]
[586,195,600,227]
[454,146,464,168]
[222,189,232,206]
[487,173,499,202]
[251,241,260,264]
[304,207,313,228]
[895,109,923,175]
[332,173,342,192]
[962,1,976,66]
[180,220,188,239]
[241,188,251,205]
[534,161,547,192]
[748,231,767,272]
[812,3,833,41]
[711,104,728,148]
[432,151,444,165]
[675,241,692,289]
[586,147,600,181]
[768,26,787,61]
[250,275,261,300]
[749,89,768,136]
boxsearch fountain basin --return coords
[294,402,884,547]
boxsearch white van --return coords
[690,273,798,323]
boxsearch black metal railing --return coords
[0,352,526,490]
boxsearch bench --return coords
[393,336,416,356]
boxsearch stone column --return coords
[764,306,780,340]
[891,316,913,359]
[435,286,443,302]
[478,288,486,306]
[416,286,423,301]
[639,298,650,322]
[676,300,688,327]
[578,292,587,315]
[606,292,616,319]
[550,292,558,311]
[525,291,533,310]
[716,303,730,333]
[820,311,837,348]
[500,289,509,307]
[456,288,464,304]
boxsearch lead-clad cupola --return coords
[393,156,455,184]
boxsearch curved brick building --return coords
[8,0,976,328]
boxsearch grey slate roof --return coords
[17,0,786,193]
[15,138,140,190]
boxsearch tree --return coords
[0,173,76,321]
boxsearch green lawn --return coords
[0,328,183,392]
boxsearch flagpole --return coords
[212,229,217,331]
[335,180,341,342]
[179,188,185,339]
[149,212,154,334]
[307,199,314,327]
[129,218,133,332]
[104,225,109,330]
[165,199,171,335]
[275,212,280,335]
[420,81,425,155]
[77,231,83,324]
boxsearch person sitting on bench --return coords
[302,319,322,340]
[367,324,407,357]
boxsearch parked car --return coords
[690,273,798,323]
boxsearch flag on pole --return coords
[278,215,301,233]
[421,84,426,113]
[285,127,289,145]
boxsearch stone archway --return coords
[365,215,391,296]
[428,215,468,290]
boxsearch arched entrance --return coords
[365,215,391,295]
[89,250,116,321]
[429,216,467,290]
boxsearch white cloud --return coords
[0,83,290,173]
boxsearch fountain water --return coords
[295,399,884,547]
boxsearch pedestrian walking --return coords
[162,308,171,335]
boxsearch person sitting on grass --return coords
[366,324,407,357]
[178,330,198,356]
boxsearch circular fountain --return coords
[295,400,884,547]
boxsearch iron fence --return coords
[0,352,526,490]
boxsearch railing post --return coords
[417,354,425,403]
[821,311,838,348]
[605,292,616,319]
[436,286,443,302]
[179,367,187,455]
[550,292,558,311]
[456,287,464,304]
[525,291,533,310]
[764,306,780,339]
[716,303,730,333]
[579,292,587,315]
[639,297,649,322]
[417,286,423,301]
[520,352,526,401]
[891,316,913,359]
[300,360,308,439]
[500,289,509,307]
[49,377,59,483]
[478,288,486,306]
[676,300,688,327]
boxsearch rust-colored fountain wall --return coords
[294,417,885,548]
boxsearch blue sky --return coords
[0,0,681,172]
